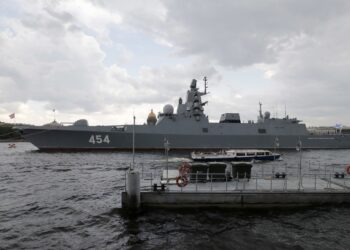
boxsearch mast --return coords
[284,104,287,118]
[53,109,56,121]
[203,76,208,94]
[259,102,263,119]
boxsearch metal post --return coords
[285,163,288,191]
[284,177,287,191]
[166,146,168,181]
[314,174,317,190]
[235,173,238,190]
[243,173,245,191]
[225,175,228,192]
[297,139,303,191]
[164,138,170,183]
[210,174,213,192]
[126,171,140,209]
[132,115,135,170]
[196,172,198,192]
[125,170,127,190]
[270,174,273,191]
[141,163,144,178]
[255,176,258,190]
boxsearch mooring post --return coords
[126,170,140,210]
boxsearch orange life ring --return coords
[176,176,188,187]
[346,165,350,175]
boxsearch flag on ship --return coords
[9,113,15,119]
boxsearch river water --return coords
[1,142,350,249]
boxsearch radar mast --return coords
[203,76,208,94]
[259,102,263,119]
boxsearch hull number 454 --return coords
[89,135,110,144]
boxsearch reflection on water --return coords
[1,142,350,249]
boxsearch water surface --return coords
[1,142,350,249]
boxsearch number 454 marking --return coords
[89,134,110,144]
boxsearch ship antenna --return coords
[259,102,263,118]
[284,104,287,118]
[53,109,56,121]
[203,76,208,94]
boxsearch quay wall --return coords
[121,191,350,208]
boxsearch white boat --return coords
[191,149,281,162]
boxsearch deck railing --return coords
[127,171,350,193]
[123,162,350,193]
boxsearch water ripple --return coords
[1,143,350,249]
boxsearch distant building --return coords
[308,126,350,135]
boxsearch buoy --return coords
[8,143,16,149]
[346,165,350,175]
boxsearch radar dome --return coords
[264,111,271,119]
[147,109,157,125]
[163,104,174,115]
[73,119,89,126]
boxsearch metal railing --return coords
[123,162,350,193]
[130,171,350,193]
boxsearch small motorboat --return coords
[191,149,280,162]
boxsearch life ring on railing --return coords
[176,176,188,187]
[179,162,191,175]
[346,165,350,175]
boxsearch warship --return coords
[17,78,350,151]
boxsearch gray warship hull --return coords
[17,78,350,151]
[19,125,350,151]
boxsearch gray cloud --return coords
[109,0,350,125]
[2,0,350,125]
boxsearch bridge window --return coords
[202,128,208,133]
[258,128,266,134]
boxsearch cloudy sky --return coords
[1,0,350,126]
